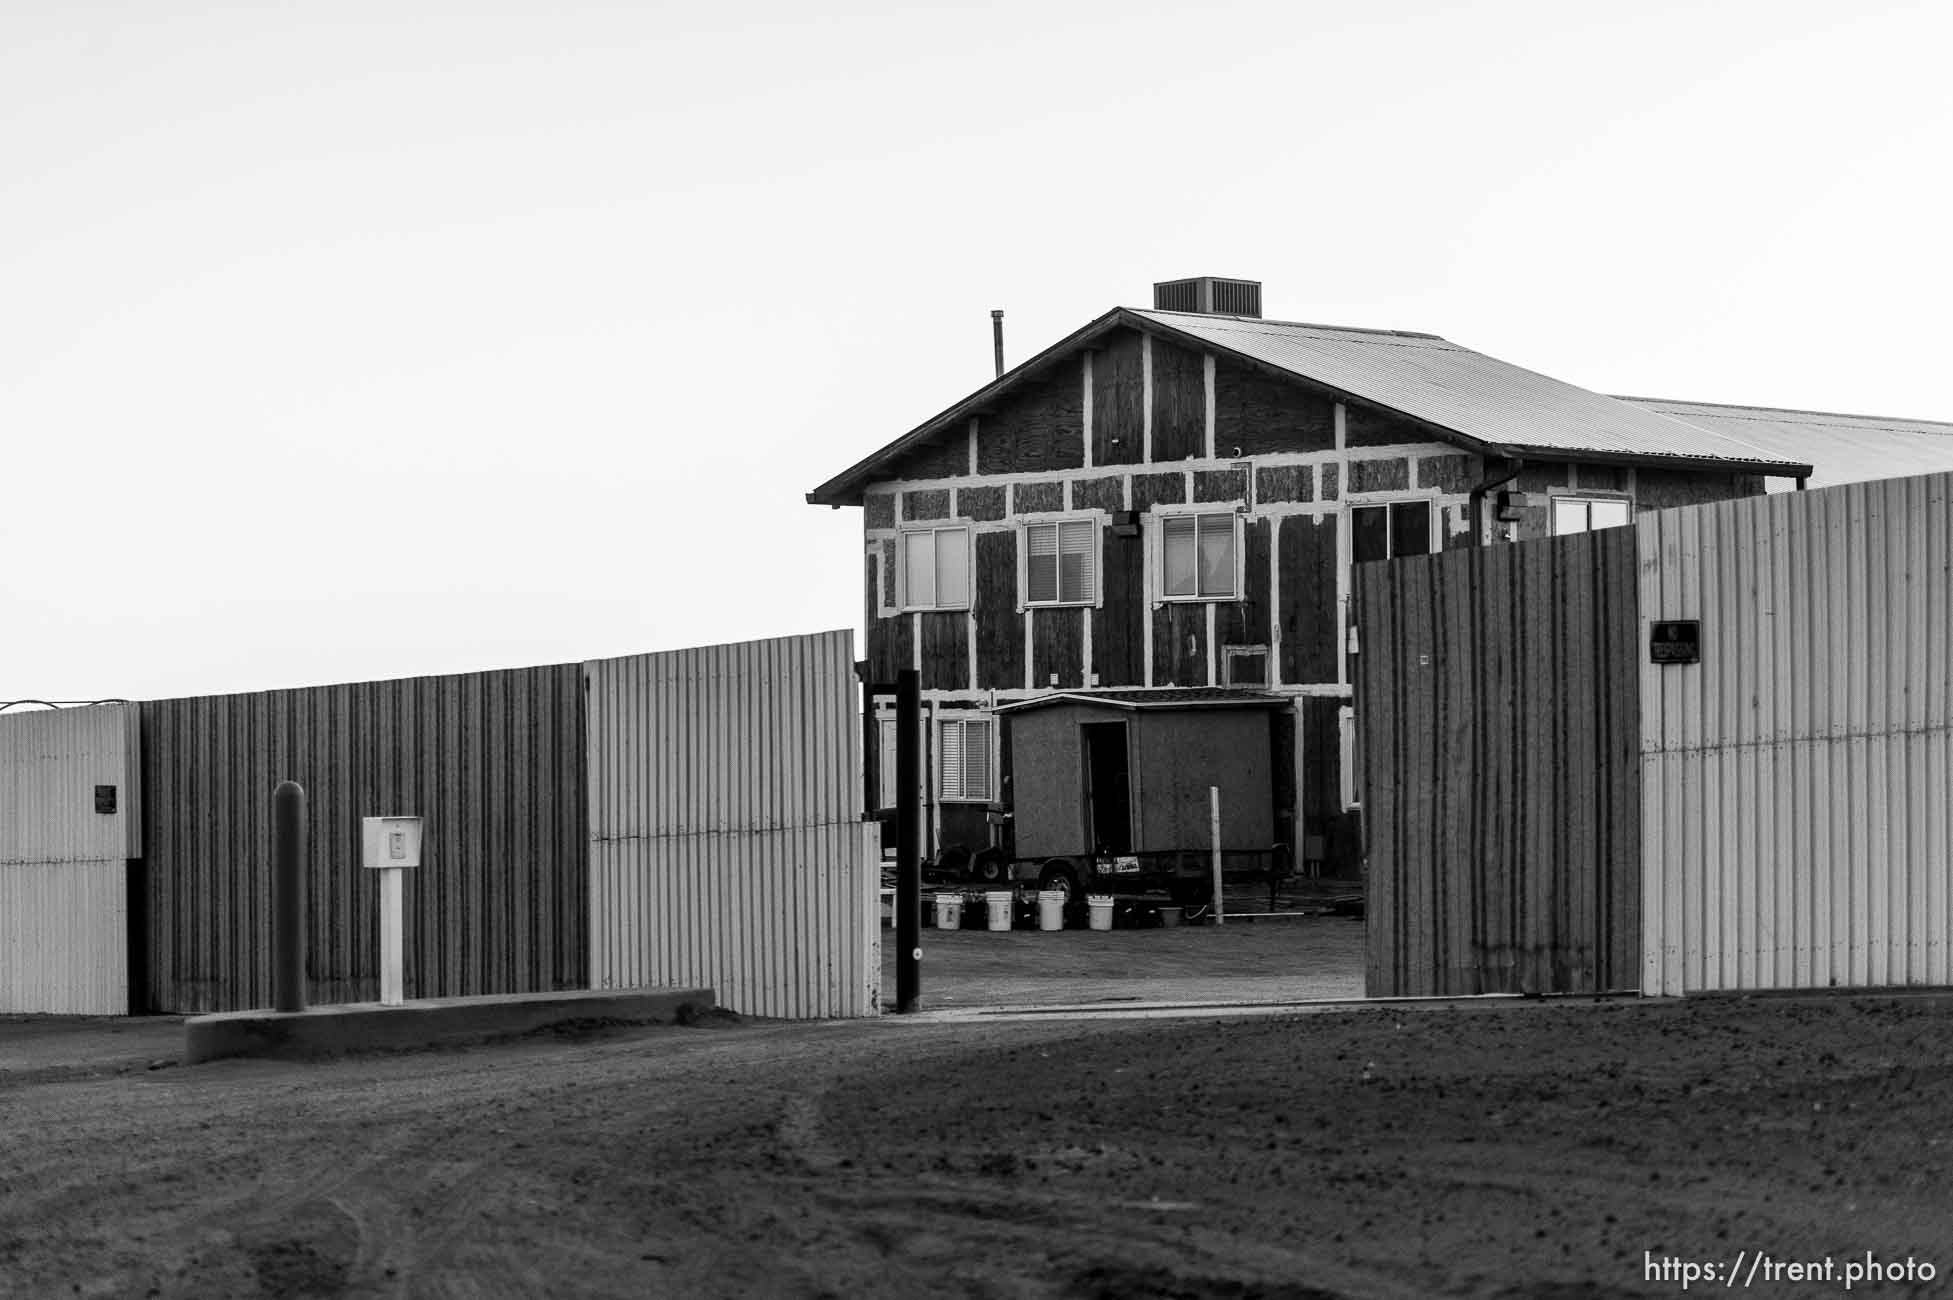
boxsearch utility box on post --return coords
[361,816,423,1007]
[362,816,424,871]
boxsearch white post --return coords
[1209,786,1224,926]
[379,868,404,1006]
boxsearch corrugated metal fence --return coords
[1355,530,1642,997]
[1641,474,1953,993]
[0,705,140,1014]
[587,630,879,1018]
[139,667,587,1013]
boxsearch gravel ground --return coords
[2,987,1949,1297]
[886,914,1368,1010]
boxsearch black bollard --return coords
[273,780,307,1013]
[895,669,920,1013]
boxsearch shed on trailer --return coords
[990,688,1286,903]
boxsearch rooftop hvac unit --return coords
[1152,277,1262,317]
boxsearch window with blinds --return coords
[1160,512,1238,599]
[899,526,971,610]
[938,716,993,802]
[1024,519,1096,605]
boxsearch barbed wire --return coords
[0,699,133,713]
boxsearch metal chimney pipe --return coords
[991,310,1005,377]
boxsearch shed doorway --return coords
[1082,721,1132,857]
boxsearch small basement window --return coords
[1552,496,1633,535]
[1223,645,1269,687]
[1160,511,1239,600]
[899,525,971,610]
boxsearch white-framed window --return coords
[1348,498,1434,564]
[1551,495,1632,535]
[899,525,971,610]
[1022,518,1098,606]
[877,716,898,810]
[1339,704,1360,810]
[1158,510,1240,600]
[938,715,993,802]
[876,713,930,812]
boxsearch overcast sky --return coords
[5,0,1949,703]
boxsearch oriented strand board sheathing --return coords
[586,630,878,1019]
[1640,473,1953,994]
[0,704,139,1014]
[139,667,587,1014]
[1355,531,1642,998]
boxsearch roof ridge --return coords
[1618,395,1953,430]
[1133,307,1447,342]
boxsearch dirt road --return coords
[2,991,1948,1298]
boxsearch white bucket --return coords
[933,893,963,929]
[1036,890,1065,931]
[1087,895,1115,931]
[984,890,1014,931]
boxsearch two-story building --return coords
[807,278,1815,890]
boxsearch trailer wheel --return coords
[971,848,1008,884]
[1036,861,1081,904]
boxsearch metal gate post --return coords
[895,669,921,1013]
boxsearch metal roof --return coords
[1619,397,1953,489]
[806,306,1816,505]
[1132,309,1812,474]
[992,687,1286,714]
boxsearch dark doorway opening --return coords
[125,858,149,1015]
[1082,722,1132,856]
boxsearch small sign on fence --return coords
[1650,620,1701,665]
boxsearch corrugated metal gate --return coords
[0,705,140,1014]
[1353,530,1643,998]
[586,631,879,1018]
[1641,474,1953,994]
[1358,470,1952,1000]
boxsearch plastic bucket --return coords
[984,890,1014,931]
[1087,895,1115,931]
[1036,890,1065,931]
[1157,904,1183,928]
[932,893,963,929]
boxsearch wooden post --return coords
[1209,785,1224,926]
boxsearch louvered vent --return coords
[1152,277,1262,317]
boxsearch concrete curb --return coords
[886,991,1642,1024]
[183,987,716,1065]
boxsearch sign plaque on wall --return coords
[1650,620,1701,665]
